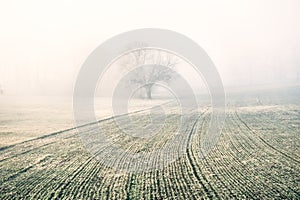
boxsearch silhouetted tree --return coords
[122,43,178,99]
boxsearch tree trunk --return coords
[145,85,152,99]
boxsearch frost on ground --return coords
[0,87,299,199]
[0,96,170,147]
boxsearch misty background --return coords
[0,0,300,96]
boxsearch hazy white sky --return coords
[0,0,299,95]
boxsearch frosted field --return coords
[0,86,299,199]
[0,96,167,147]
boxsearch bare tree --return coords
[122,43,178,99]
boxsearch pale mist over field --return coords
[0,0,299,98]
[1,1,300,198]
[0,1,299,144]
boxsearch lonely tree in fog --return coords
[122,43,178,99]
